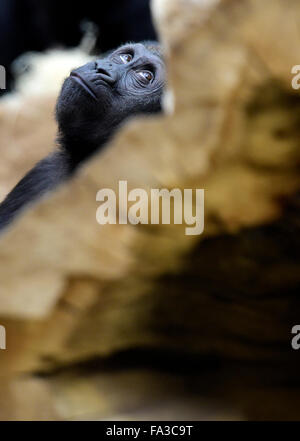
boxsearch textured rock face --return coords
[0,0,300,420]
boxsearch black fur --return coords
[0,41,165,232]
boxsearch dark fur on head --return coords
[0,41,165,232]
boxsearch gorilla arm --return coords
[0,151,70,231]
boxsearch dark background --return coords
[0,0,156,92]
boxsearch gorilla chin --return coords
[56,75,107,116]
[56,66,114,141]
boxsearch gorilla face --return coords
[56,42,165,155]
[0,43,165,231]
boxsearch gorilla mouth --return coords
[70,72,98,101]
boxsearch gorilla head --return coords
[56,41,165,159]
[0,42,165,232]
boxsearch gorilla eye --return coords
[120,54,133,64]
[137,70,154,83]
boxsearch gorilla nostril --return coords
[96,67,116,85]
[97,67,110,76]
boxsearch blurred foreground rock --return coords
[0,0,300,420]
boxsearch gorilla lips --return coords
[70,72,98,101]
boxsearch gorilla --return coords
[0,41,165,232]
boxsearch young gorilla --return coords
[0,41,165,231]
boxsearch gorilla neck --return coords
[58,120,116,168]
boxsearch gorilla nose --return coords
[95,66,116,85]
